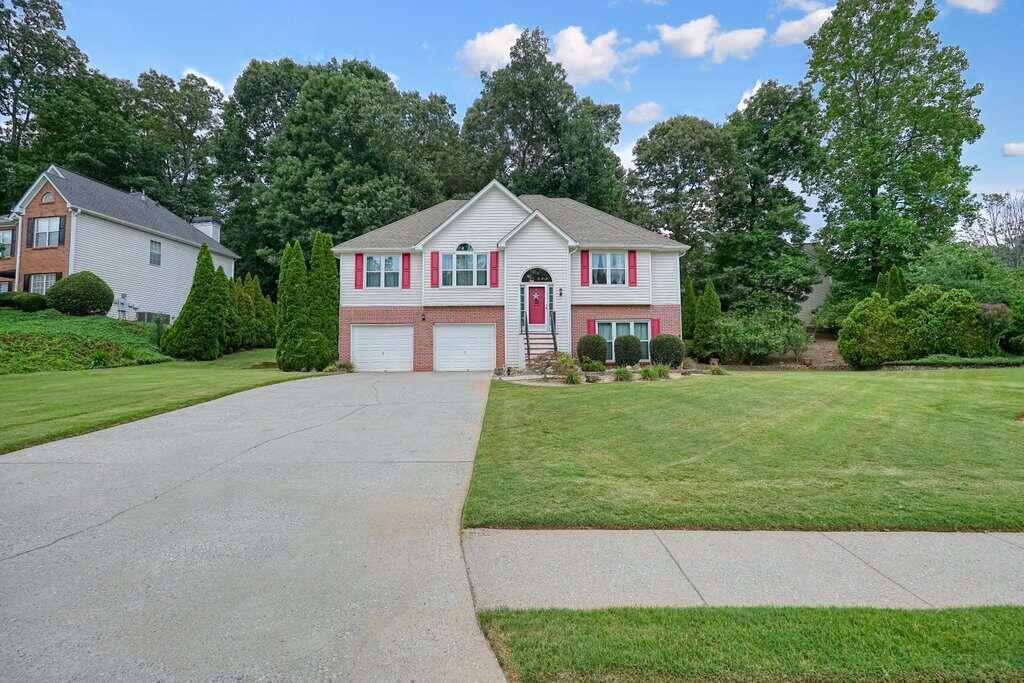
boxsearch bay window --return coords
[591,251,626,285]
[365,254,400,288]
[596,320,650,361]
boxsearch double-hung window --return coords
[33,217,61,247]
[596,320,650,361]
[30,273,58,295]
[0,229,11,258]
[442,243,487,287]
[149,240,162,266]
[591,251,626,285]
[365,254,400,288]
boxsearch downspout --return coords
[68,208,80,274]
[13,212,23,290]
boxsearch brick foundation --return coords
[339,305,505,371]
[570,304,682,357]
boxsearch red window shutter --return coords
[354,253,364,289]
[401,253,411,289]
[628,250,638,287]
[580,249,590,287]
[430,251,440,287]
[489,251,498,288]
[651,318,661,337]
[586,319,596,335]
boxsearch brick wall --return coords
[339,305,504,371]
[570,304,682,356]
[17,181,71,290]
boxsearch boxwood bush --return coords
[577,334,607,364]
[650,334,685,367]
[614,334,643,366]
[837,293,904,369]
[0,291,47,312]
[45,271,114,316]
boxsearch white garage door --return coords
[434,324,496,372]
[351,324,413,372]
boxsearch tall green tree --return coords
[692,281,723,360]
[0,0,84,205]
[307,231,339,370]
[160,244,221,360]
[807,0,984,289]
[462,28,625,214]
[681,276,698,339]
[275,241,310,371]
[714,81,821,311]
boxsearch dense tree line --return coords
[2,0,998,318]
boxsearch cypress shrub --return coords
[276,241,311,371]
[837,293,903,369]
[577,334,607,364]
[244,274,274,347]
[45,271,114,315]
[875,270,890,299]
[650,334,685,367]
[887,265,908,300]
[614,334,643,367]
[160,244,221,360]
[307,231,340,370]
[691,281,722,360]
[214,266,236,354]
[681,276,698,339]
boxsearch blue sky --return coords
[65,0,1022,196]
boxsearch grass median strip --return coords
[463,370,1024,530]
[0,349,313,454]
[479,606,1024,682]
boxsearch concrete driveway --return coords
[0,373,504,681]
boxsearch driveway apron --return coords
[0,372,504,681]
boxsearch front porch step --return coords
[523,332,558,359]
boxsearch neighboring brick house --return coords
[5,165,237,320]
[0,213,16,292]
[334,180,688,372]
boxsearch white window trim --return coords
[597,319,651,362]
[149,240,162,266]
[364,253,401,289]
[30,272,58,295]
[33,216,61,248]
[440,247,489,288]
[0,228,11,257]
[590,251,628,287]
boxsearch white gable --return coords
[418,181,529,251]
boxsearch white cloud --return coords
[656,15,719,57]
[551,26,622,84]
[1003,142,1024,157]
[711,27,767,63]
[457,23,522,74]
[949,0,1001,13]
[623,39,660,60]
[614,138,637,170]
[780,0,825,10]
[737,80,765,111]
[625,101,663,124]
[386,72,400,87]
[773,7,833,45]
[183,68,226,93]
[640,0,667,5]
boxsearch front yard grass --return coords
[479,606,1024,683]
[0,349,312,454]
[463,369,1024,530]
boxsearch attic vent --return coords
[41,192,54,204]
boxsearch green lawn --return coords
[0,349,312,454]
[463,369,1024,530]
[479,607,1024,683]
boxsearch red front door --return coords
[528,286,546,325]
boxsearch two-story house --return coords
[4,165,237,321]
[334,180,688,371]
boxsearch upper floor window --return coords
[149,240,162,266]
[442,243,487,287]
[41,191,54,204]
[0,229,11,258]
[591,251,626,285]
[365,254,400,288]
[33,216,61,247]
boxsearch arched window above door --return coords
[521,268,552,283]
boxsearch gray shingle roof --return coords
[334,192,685,251]
[43,166,238,258]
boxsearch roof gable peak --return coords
[413,179,531,249]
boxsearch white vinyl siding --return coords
[421,186,526,306]
[433,324,496,371]
[340,252,421,307]
[503,215,572,368]
[650,251,683,305]
[350,324,413,371]
[571,249,652,304]
[72,212,234,321]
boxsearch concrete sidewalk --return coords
[463,529,1024,609]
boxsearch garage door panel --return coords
[434,324,495,372]
[351,325,413,372]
